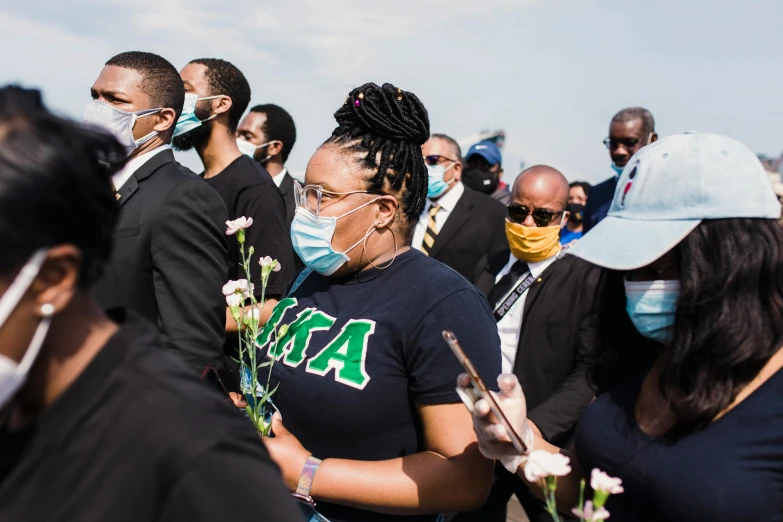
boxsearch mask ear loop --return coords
[363,224,398,271]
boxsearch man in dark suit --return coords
[87,51,229,373]
[458,165,600,522]
[237,104,298,224]
[413,133,507,280]
[583,107,658,232]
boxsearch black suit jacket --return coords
[474,251,600,444]
[583,175,617,233]
[428,187,507,280]
[95,149,230,373]
[278,172,296,224]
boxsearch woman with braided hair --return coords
[260,83,501,521]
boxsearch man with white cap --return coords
[465,132,783,522]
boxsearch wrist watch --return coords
[291,456,322,507]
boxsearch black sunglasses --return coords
[424,154,457,166]
[507,204,563,227]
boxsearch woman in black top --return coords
[467,132,783,522]
[260,83,501,522]
[0,86,302,522]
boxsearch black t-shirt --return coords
[575,368,783,522]
[0,311,303,522]
[205,155,294,297]
[260,249,502,522]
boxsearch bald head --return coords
[513,165,568,206]
[509,165,569,227]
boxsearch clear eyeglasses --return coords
[293,180,371,217]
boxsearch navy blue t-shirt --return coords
[575,368,783,522]
[259,249,502,522]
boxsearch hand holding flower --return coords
[262,412,312,491]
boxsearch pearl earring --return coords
[40,303,55,317]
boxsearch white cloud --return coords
[1,0,781,182]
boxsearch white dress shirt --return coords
[411,182,465,250]
[272,168,287,188]
[494,252,560,374]
[112,144,171,192]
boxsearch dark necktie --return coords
[488,260,530,306]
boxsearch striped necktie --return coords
[420,204,441,256]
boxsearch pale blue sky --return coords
[2,0,781,184]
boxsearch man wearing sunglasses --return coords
[583,107,657,233]
[463,165,600,522]
[411,133,507,280]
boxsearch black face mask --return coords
[566,203,585,223]
[463,167,499,194]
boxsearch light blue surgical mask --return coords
[427,162,456,199]
[173,93,223,137]
[624,278,680,344]
[611,162,624,176]
[290,198,380,276]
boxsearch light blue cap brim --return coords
[567,216,701,271]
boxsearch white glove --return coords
[458,373,533,473]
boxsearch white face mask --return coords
[0,250,54,410]
[236,138,280,163]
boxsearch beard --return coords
[172,105,214,151]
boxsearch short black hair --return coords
[430,133,462,162]
[569,181,592,199]
[327,82,430,240]
[190,58,251,132]
[0,85,121,286]
[105,51,185,122]
[250,104,297,163]
[611,107,655,136]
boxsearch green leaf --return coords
[257,382,279,406]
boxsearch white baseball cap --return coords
[569,132,782,270]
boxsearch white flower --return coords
[572,501,610,521]
[221,279,254,299]
[225,216,253,235]
[259,256,282,272]
[591,469,624,495]
[523,450,571,483]
[225,293,243,307]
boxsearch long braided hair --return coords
[326,82,430,239]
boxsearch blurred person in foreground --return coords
[583,107,657,232]
[560,181,591,245]
[0,86,302,522]
[467,132,783,522]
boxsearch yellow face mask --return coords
[505,219,562,263]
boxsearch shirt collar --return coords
[508,248,560,277]
[428,181,464,212]
[112,144,171,192]
[272,168,287,188]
